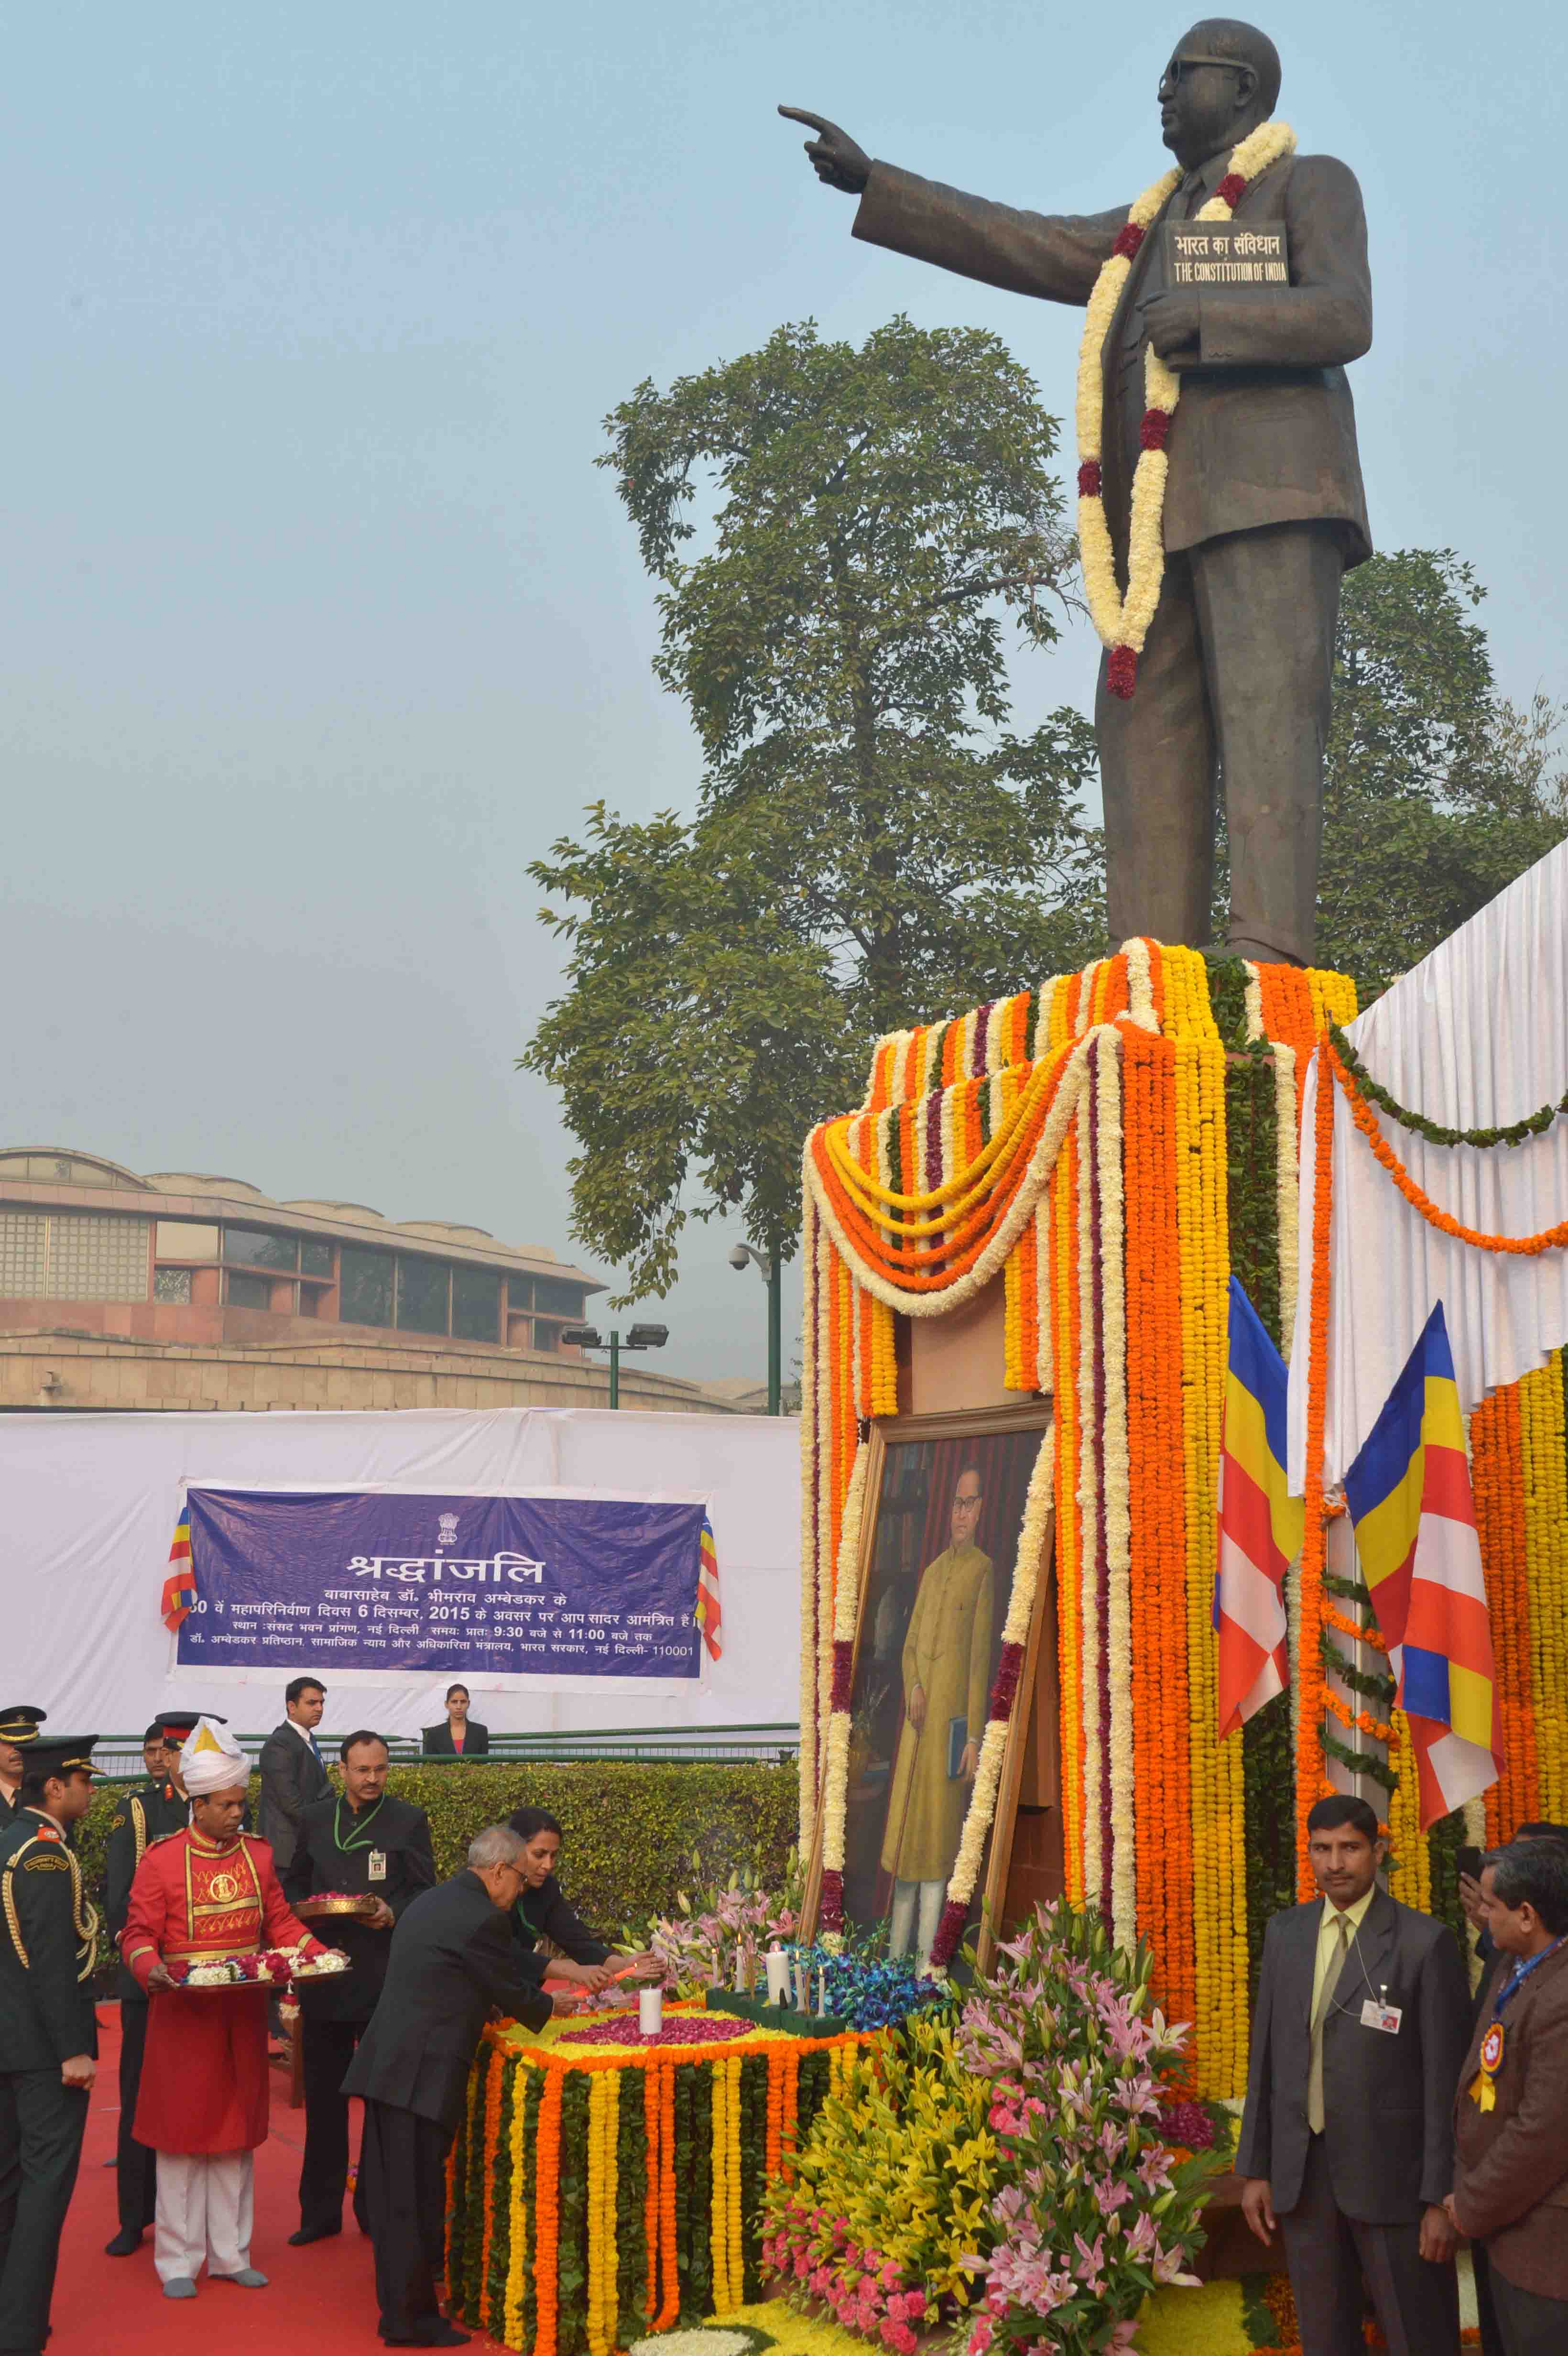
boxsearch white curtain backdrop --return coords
[1288,840,1568,1490]
[0,1407,800,1738]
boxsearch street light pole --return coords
[728,1243,783,1414]
[559,1322,668,1412]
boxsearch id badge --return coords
[368,1851,388,1882]
[1361,1997,1402,2034]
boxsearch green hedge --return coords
[76,1760,797,1967]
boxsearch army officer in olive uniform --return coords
[0,1733,102,2356]
[281,1729,435,2245]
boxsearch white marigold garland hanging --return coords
[1076,119,1296,698]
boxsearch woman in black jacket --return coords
[505,1806,642,1994]
[421,1684,489,1757]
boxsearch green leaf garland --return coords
[1329,1020,1568,1150]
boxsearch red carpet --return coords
[50,2004,509,2355]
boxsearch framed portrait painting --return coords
[802,1402,1056,1974]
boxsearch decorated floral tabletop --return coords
[490,1999,864,2069]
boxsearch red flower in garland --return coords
[1107,644,1138,700]
[1139,410,1171,452]
[1077,460,1102,498]
[1216,172,1247,208]
[1112,222,1145,259]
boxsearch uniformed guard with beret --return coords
[281,1728,435,2244]
[0,1731,103,2356]
[103,1710,209,2257]
[0,1704,48,1829]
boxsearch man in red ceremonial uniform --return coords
[122,1716,330,2299]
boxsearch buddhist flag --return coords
[695,1513,722,1662]
[161,1505,197,1631]
[1343,1302,1503,1829]
[1216,1277,1304,1736]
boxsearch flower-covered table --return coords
[446,2002,880,2356]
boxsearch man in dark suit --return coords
[0,1734,102,2356]
[281,1730,436,2246]
[1236,1791,1470,2355]
[102,1709,204,2256]
[257,1674,331,1869]
[343,1825,563,2348]
[782,20,1373,968]
[1448,1840,1568,2356]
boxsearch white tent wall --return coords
[0,1407,800,1742]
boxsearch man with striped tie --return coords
[1236,1791,1470,2355]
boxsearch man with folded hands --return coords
[281,1728,435,2247]
[122,1715,331,2300]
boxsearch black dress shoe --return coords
[104,2227,143,2256]
[288,2222,342,2245]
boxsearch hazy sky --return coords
[4,2,1564,1385]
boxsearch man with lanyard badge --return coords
[282,1730,435,2245]
[1449,1839,1568,2354]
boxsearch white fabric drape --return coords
[0,1407,800,1735]
[1288,839,1568,1490]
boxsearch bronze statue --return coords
[782,20,1372,967]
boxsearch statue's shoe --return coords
[162,2278,198,2300]
[212,2269,269,2287]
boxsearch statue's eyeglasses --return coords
[1160,54,1251,85]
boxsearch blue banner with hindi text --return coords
[174,1488,706,1679]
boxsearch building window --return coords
[300,1237,334,1277]
[44,1212,152,1301]
[224,1271,272,1309]
[154,1267,192,1304]
[339,1245,394,1329]
[155,1220,219,1261]
[508,1276,533,1314]
[223,1226,299,1270]
[534,1319,560,1353]
[0,1212,48,1296]
[396,1255,450,1336]
[452,1265,501,1343]
[534,1276,585,1318]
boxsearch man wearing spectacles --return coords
[780,20,1372,972]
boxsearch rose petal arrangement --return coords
[171,1942,348,1988]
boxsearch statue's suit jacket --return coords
[1235,1887,1470,2223]
[853,151,1373,571]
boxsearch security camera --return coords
[728,1245,750,1271]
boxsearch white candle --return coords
[765,1947,790,2006]
[817,1967,828,2017]
[733,1948,746,1992]
[639,1985,664,2037]
[792,1956,808,2013]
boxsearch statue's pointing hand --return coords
[778,106,871,195]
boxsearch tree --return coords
[523,319,1103,1300]
[1313,549,1567,991]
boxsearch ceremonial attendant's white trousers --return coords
[154,2150,254,2283]
[888,1876,945,1968]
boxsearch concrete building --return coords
[0,1147,730,1415]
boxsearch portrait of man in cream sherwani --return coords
[879,1466,994,1967]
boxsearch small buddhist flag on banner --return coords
[161,1506,197,1631]
[1216,1276,1304,1736]
[695,1513,722,1662]
[1343,1301,1503,1829]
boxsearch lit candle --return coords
[639,1985,664,2037]
[816,1967,828,2018]
[765,1947,790,2007]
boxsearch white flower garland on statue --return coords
[1273,1040,1299,1352]
[1095,1028,1138,1947]
[1076,1076,1105,1911]
[1076,120,1297,698]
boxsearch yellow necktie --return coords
[1307,1913,1352,2135]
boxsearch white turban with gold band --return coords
[179,1715,250,1796]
